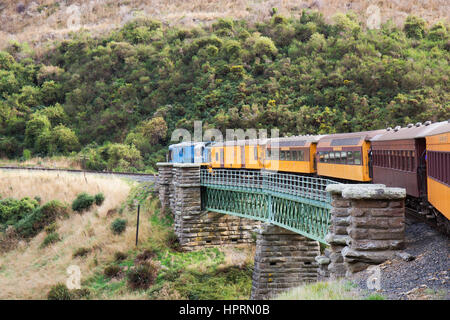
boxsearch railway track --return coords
[405,206,450,237]
[0,166,157,183]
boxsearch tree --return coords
[140,117,168,145]
[25,115,51,149]
[50,125,80,154]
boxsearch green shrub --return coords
[14,200,67,238]
[104,265,121,278]
[127,263,158,290]
[40,232,60,248]
[73,247,91,258]
[22,149,31,160]
[70,288,91,300]
[366,293,385,300]
[24,114,50,150]
[111,218,127,235]
[212,18,234,31]
[135,249,156,263]
[50,125,80,154]
[114,251,128,262]
[94,193,105,206]
[72,193,95,213]
[428,21,447,41]
[271,14,288,25]
[47,283,71,300]
[0,197,39,226]
[167,231,181,251]
[44,222,57,234]
[404,16,426,39]
[252,36,278,57]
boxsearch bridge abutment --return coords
[250,223,320,300]
[326,184,406,277]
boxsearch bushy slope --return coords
[0,170,255,300]
[0,12,449,171]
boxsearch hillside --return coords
[0,170,255,299]
[0,8,449,172]
[1,0,449,50]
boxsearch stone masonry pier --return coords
[324,184,406,277]
[157,163,260,251]
[250,223,320,299]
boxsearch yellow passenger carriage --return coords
[423,122,450,220]
[263,136,323,174]
[316,130,385,182]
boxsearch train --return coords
[168,120,450,233]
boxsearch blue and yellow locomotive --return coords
[168,142,211,164]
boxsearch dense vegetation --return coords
[0,196,67,238]
[0,12,448,171]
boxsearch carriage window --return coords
[334,152,340,164]
[292,151,298,161]
[216,153,218,161]
[341,151,347,164]
[286,151,292,161]
[354,151,361,165]
[280,151,286,160]
[319,152,325,163]
[330,152,336,164]
[427,151,449,185]
[254,147,258,160]
[299,150,305,161]
[347,151,354,164]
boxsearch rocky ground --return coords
[350,216,449,300]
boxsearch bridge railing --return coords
[200,169,338,202]
[200,169,264,191]
[200,168,341,244]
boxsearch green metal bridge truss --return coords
[200,169,340,244]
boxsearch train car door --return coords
[416,138,427,197]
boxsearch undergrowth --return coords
[81,188,254,300]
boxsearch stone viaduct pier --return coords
[157,163,407,299]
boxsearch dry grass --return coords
[0,0,448,50]
[0,169,145,299]
[276,279,362,300]
[0,157,82,170]
[0,169,129,206]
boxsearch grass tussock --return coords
[276,280,361,300]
